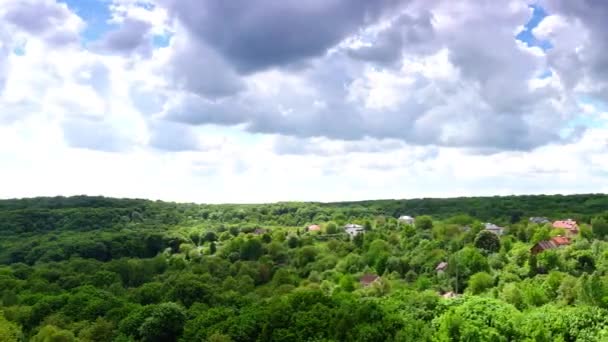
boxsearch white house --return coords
[398,215,415,225]
[484,222,504,235]
[344,223,365,238]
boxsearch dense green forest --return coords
[2,194,608,341]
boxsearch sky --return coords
[0,0,607,204]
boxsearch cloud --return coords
[161,0,404,73]
[153,0,577,152]
[92,18,153,56]
[1,0,84,46]
[538,0,608,101]
[147,120,202,152]
[167,33,244,98]
[62,118,135,152]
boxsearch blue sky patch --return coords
[516,4,552,51]
[59,0,114,42]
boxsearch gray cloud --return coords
[347,11,436,64]
[168,35,244,98]
[161,0,404,73]
[2,0,81,46]
[92,19,153,56]
[149,0,587,153]
[540,0,608,101]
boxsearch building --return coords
[253,228,268,235]
[360,274,379,287]
[552,219,579,235]
[436,261,448,274]
[484,222,504,235]
[441,291,458,299]
[307,224,321,232]
[531,235,571,255]
[344,224,365,238]
[529,217,550,224]
[398,215,415,225]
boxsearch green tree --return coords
[32,325,75,342]
[326,222,338,234]
[592,217,608,239]
[415,216,433,230]
[467,272,494,294]
[474,230,500,253]
[0,312,20,342]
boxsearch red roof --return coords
[552,220,579,231]
[551,236,571,246]
[307,224,321,231]
[360,274,379,286]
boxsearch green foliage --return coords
[415,216,433,230]
[474,230,501,253]
[592,217,608,239]
[467,272,494,294]
[1,195,608,340]
[0,312,21,342]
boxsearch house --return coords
[552,219,579,235]
[360,274,380,287]
[530,235,571,255]
[253,228,268,235]
[529,217,550,224]
[398,215,415,225]
[441,291,458,299]
[484,222,504,235]
[344,224,365,238]
[436,261,448,274]
[307,224,321,232]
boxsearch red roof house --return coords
[531,236,571,255]
[307,224,321,232]
[552,219,579,235]
[360,274,380,287]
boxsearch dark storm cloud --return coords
[161,0,405,72]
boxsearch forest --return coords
[2,193,608,341]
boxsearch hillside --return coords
[1,194,608,340]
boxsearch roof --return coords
[399,215,414,220]
[532,236,571,254]
[253,228,268,235]
[436,261,448,271]
[344,223,364,229]
[360,274,379,286]
[553,219,578,231]
[551,235,571,246]
[307,224,321,231]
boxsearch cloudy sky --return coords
[1,0,607,203]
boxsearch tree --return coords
[415,216,433,230]
[474,230,500,253]
[240,239,263,260]
[592,217,608,239]
[120,303,186,342]
[0,312,20,342]
[326,222,338,234]
[209,242,217,255]
[467,272,494,294]
[32,325,75,342]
